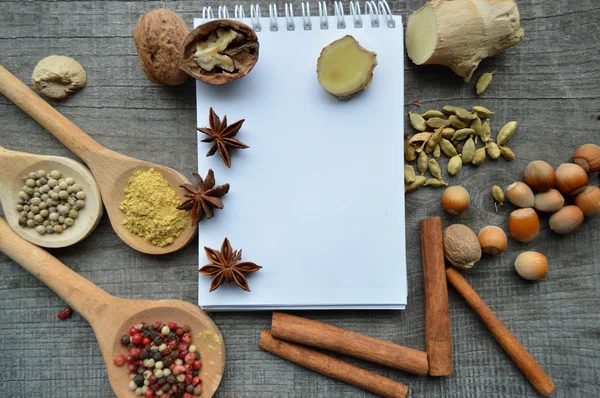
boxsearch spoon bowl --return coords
[0,146,103,248]
[0,65,197,255]
[0,217,225,397]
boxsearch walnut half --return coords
[180,20,259,85]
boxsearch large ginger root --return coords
[405,0,524,81]
[317,35,377,100]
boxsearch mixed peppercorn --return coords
[114,321,202,397]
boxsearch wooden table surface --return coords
[1,1,599,397]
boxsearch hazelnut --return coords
[133,9,190,86]
[443,224,482,269]
[180,20,259,85]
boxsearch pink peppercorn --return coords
[151,383,161,392]
[57,306,73,320]
[183,394,193,398]
[172,365,186,376]
[131,333,143,345]
[129,348,141,359]
[193,360,202,370]
[142,337,152,346]
[175,327,184,337]
[182,333,192,344]
[126,355,135,364]
[184,353,195,365]
[168,322,178,330]
[127,363,138,373]
[152,320,162,329]
[129,326,138,336]
[145,391,154,398]
[192,376,202,386]
[113,354,126,367]
[168,363,175,371]
[168,340,178,350]
[184,374,193,384]
[178,342,189,351]
[178,350,189,360]
[148,375,157,384]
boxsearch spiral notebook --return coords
[195,1,406,311]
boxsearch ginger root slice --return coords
[317,35,377,100]
[405,0,524,82]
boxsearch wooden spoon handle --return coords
[0,217,116,321]
[0,65,105,163]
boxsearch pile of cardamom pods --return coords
[405,105,517,193]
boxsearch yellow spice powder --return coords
[119,168,188,247]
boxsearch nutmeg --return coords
[573,144,600,173]
[443,224,482,269]
[574,186,600,217]
[508,208,540,243]
[524,160,555,191]
[555,163,588,195]
[506,182,534,208]
[549,205,584,234]
[133,9,190,86]
[180,20,259,85]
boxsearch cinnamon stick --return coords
[446,268,555,396]
[271,312,428,376]
[259,330,408,398]
[420,217,452,376]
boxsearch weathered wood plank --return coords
[1,1,599,397]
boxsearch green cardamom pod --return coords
[426,117,451,129]
[425,178,448,187]
[447,155,463,176]
[497,121,517,146]
[441,128,455,139]
[449,115,467,129]
[425,127,443,153]
[476,70,496,95]
[452,128,477,141]
[472,148,486,166]
[480,119,491,143]
[440,138,458,157]
[404,164,416,184]
[404,138,417,162]
[499,146,516,160]
[418,151,428,175]
[486,142,501,159]
[428,158,442,180]
[471,106,494,118]
[461,137,476,163]
[492,185,505,205]
[433,144,441,160]
[443,105,458,115]
[454,107,477,121]
[471,116,482,136]
[405,176,427,193]
[421,110,444,119]
[409,112,427,131]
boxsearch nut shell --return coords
[508,208,540,243]
[534,189,564,213]
[573,144,600,173]
[549,205,584,234]
[574,186,600,217]
[477,226,507,255]
[180,20,259,85]
[443,224,482,269]
[555,163,588,195]
[514,251,548,281]
[441,186,470,215]
[524,160,555,191]
[133,9,190,86]
[506,182,534,208]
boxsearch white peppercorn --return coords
[72,184,82,192]
[34,214,43,223]
[16,204,23,212]
[43,220,49,226]
[36,170,46,179]
[58,190,69,200]
[76,191,86,200]
[65,177,74,185]
[64,217,74,226]
[26,219,35,228]
[31,206,40,214]
[28,172,37,180]
[27,212,34,219]
[59,205,70,215]
[53,185,61,192]
[50,170,61,179]
[68,210,78,219]
[18,191,29,200]
[39,202,47,210]
[49,213,59,221]
[36,225,46,235]
[48,178,57,188]
[45,225,54,233]
[76,200,85,209]
[54,225,63,233]
[26,179,36,187]
[59,181,68,190]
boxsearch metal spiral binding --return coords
[201,0,395,32]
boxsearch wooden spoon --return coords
[0,216,225,397]
[0,145,103,248]
[0,65,197,255]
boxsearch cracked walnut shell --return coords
[180,20,259,85]
[133,8,190,86]
[31,55,86,100]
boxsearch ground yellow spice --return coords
[119,168,188,247]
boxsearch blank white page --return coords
[195,14,405,310]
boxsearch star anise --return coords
[199,238,262,292]
[197,107,249,168]
[177,170,229,225]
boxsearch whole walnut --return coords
[133,9,190,86]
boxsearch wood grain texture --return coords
[1,1,599,397]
